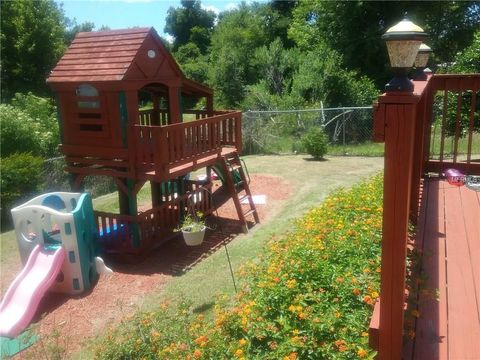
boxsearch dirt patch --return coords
[2,174,291,358]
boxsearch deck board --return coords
[413,179,448,360]
[410,179,480,359]
[443,183,480,358]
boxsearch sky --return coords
[57,0,251,42]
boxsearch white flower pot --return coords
[182,226,206,246]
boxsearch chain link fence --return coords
[242,107,374,155]
[43,157,117,198]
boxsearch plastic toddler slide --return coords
[0,245,65,338]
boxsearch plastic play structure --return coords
[0,192,111,338]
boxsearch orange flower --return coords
[352,288,361,296]
[193,349,202,359]
[363,295,375,305]
[334,339,345,347]
[357,348,368,357]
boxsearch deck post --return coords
[377,92,420,359]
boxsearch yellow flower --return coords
[239,339,247,347]
[234,349,244,357]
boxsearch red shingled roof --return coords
[47,27,182,83]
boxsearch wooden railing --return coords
[96,181,214,255]
[425,75,480,175]
[371,73,479,359]
[134,111,242,178]
[138,109,169,126]
[138,109,234,125]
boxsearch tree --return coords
[0,0,66,101]
[449,29,480,73]
[208,3,269,107]
[288,1,480,88]
[174,43,209,83]
[164,0,216,53]
[64,19,95,45]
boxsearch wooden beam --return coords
[168,86,181,124]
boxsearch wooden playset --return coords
[47,27,259,260]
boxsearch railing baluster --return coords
[467,90,477,164]
[453,92,462,164]
[439,88,448,163]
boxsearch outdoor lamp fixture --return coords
[382,17,428,92]
[413,43,433,80]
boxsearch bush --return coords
[0,153,44,227]
[301,127,328,159]
[0,93,60,158]
[0,104,43,156]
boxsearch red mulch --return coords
[3,174,291,358]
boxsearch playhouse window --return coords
[78,101,100,109]
[76,84,99,97]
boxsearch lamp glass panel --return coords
[386,40,422,68]
[414,52,430,67]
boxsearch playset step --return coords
[218,152,259,233]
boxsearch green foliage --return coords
[179,212,205,232]
[174,43,209,84]
[93,175,383,359]
[288,1,480,87]
[301,127,329,160]
[0,104,43,156]
[0,93,60,157]
[208,4,269,107]
[164,0,216,52]
[0,0,66,100]
[0,153,44,225]
[450,29,480,73]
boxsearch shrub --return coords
[301,127,328,159]
[0,104,43,156]
[0,93,60,158]
[0,153,44,227]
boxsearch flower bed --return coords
[94,174,383,359]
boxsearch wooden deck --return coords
[404,178,480,359]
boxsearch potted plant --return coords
[178,212,206,246]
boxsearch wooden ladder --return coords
[218,152,260,233]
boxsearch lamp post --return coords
[413,43,433,80]
[382,17,428,92]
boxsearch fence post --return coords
[374,82,428,359]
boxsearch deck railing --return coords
[134,111,242,178]
[371,73,479,359]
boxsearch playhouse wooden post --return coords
[168,86,181,124]
[152,94,160,126]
